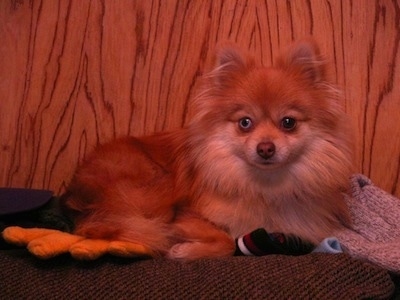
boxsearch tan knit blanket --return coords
[336,174,400,273]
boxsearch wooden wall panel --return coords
[0,0,399,197]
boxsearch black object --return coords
[0,188,53,215]
[0,189,73,249]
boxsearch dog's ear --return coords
[216,46,249,71]
[211,45,254,87]
[277,39,326,83]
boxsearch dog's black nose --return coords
[257,142,275,159]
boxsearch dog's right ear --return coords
[211,46,254,87]
[276,39,327,83]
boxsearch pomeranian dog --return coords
[62,40,353,260]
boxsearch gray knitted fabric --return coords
[336,174,400,274]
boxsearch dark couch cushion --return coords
[0,250,394,299]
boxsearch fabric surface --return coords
[0,250,394,299]
[336,174,400,274]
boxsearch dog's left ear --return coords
[276,39,326,83]
[210,45,255,88]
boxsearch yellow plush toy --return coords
[2,226,154,260]
[0,189,153,260]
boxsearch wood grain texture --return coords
[0,0,399,197]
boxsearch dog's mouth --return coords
[259,160,275,165]
[251,158,281,169]
[238,149,286,169]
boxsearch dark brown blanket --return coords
[0,250,394,299]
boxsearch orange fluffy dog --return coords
[60,40,352,259]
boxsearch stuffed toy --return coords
[234,229,315,256]
[0,189,153,259]
[2,226,154,259]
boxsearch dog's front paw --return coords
[167,241,234,260]
[167,242,198,259]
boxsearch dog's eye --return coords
[238,117,253,132]
[281,117,297,131]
